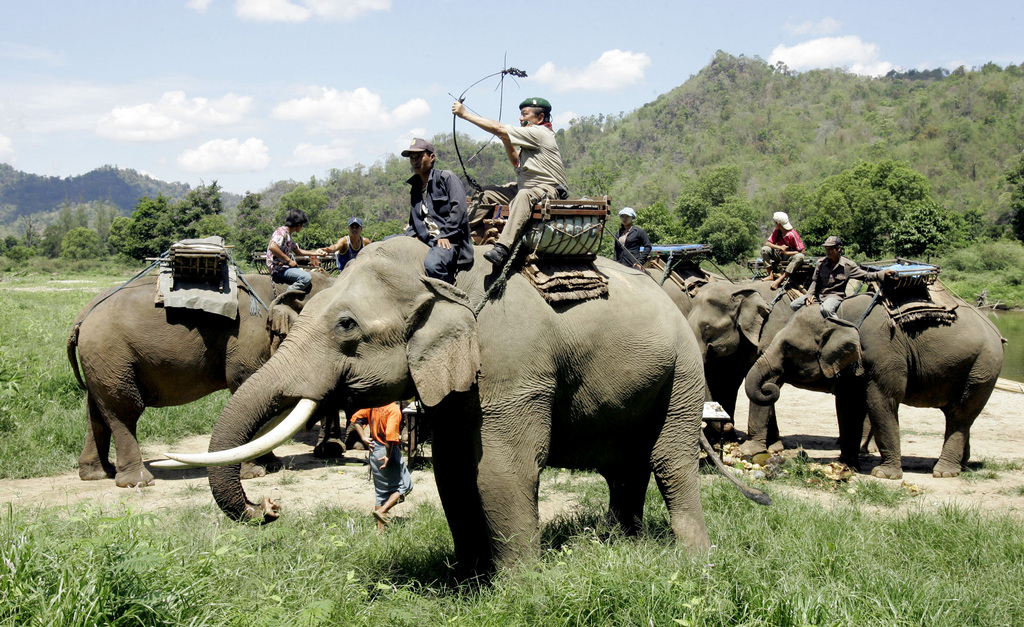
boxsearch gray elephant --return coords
[161,237,735,576]
[745,294,1005,478]
[686,282,793,452]
[67,272,334,487]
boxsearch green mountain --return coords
[0,164,195,228]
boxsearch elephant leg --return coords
[313,411,346,459]
[429,397,493,579]
[864,384,903,480]
[474,407,547,570]
[78,394,116,481]
[835,387,867,470]
[860,417,877,455]
[109,408,155,488]
[934,382,993,477]
[600,464,651,535]
[240,453,283,480]
[651,387,710,553]
[739,401,773,457]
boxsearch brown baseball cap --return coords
[401,137,435,157]
[822,236,843,247]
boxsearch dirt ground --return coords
[1,387,1022,523]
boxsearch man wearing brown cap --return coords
[790,236,895,317]
[452,96,568,266]
[403,138,474,283]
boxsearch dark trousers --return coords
[424,243,457,284]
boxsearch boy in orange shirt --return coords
[352,402,413,533]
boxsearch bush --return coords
[3,245,35,263]
[940,239,1024,272]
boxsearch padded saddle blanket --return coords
[522,260,609,304]
[879,282,958,327]
[155,237,239,319]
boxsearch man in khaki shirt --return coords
[452,96,568,266]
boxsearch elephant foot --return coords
[767,440,785,454]
[737,440,768,458]
[871,464,904,480]
[313,438,346,459]
[115,466,155,488]
[79,461,116,481]
[932,461,962,478]
[240,461,270,480]
[838,455,861,472]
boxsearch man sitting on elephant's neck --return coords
[403,138,474,284]
[789,236,895,318]
[267,209,319,293]
[452,96,568,267]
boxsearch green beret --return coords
[519,97,552,111]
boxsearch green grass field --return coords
[2,264,1024,625]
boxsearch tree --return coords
[61,227,102,260]
[275,183,330,227]
[232,192,272,260]
[1007,152,1024,243]
[108,195,175,260]
[173,181,223,239]
[635,201,693,244]
[696,198,761,263]
[889,201,956,257]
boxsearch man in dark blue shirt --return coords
[403,138,474,283]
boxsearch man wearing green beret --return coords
[452,96,569,266]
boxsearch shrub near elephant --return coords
[745,295,1004,478]
[67,272,334,488]
[163,237,717,577]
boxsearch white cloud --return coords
[783,17,841,37]
[533,50,651,93]
[0,42,64,66]
[769,36,894,76]
[96,91,254,142]
[185,0,214,14]
[273,87,429,131]
[234,0,389,22]
[177,137,270,173]
[552,110,578,128]
[285,140,355,166]
[0,133,15,164]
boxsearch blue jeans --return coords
[272,266,312,293]
[368,441,413,506]
[424,243,457,284]
[790,294,841,318]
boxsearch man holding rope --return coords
[452,96,568,267]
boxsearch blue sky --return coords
[1,1,1022,195]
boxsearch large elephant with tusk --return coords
[160,237,768,577]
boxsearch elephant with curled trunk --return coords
[165,237,724,576]
[67,272,334,487]
[745,295,1004,478]
[686,282,790,453]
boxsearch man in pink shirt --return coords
[760,211,805,291]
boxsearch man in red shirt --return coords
[352,403,413,533]
[760,211,805,291]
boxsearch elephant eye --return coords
[336,316,358,332]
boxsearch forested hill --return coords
[557,52,1024,221]
[0,164,193,226]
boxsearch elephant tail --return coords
[700,432,772,506]
[67,323,87,391]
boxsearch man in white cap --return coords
[760,211,805,290]
[613,207,652,268]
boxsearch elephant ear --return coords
[406,277,480,408]
[267,290,316,354]
[819,319,864,378]
[736,290,771,346]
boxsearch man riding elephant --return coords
[452,96,568,267]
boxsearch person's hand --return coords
[805,295,815,306]
[633,263,642,269]
[436,238,452,250]
[378,454,389,469]
[288,258,298,267]
[452,101,466,118]
[885,269,897,279]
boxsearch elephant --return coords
[686,281,792,452]
[67,272,336,488]
[159,237,770,577]
[745,294,1005,479]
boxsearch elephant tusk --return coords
[154,399,318,467]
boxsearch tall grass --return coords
[2,481,1023,626]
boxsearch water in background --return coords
[987,310,1024,382]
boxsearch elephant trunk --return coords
[207,365,296,523]
[745,356,782,406]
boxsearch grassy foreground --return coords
[2,478,1024,626]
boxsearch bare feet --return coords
[770,276,785,290]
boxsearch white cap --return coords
[619,207,636,218]
[772,211,793,230]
